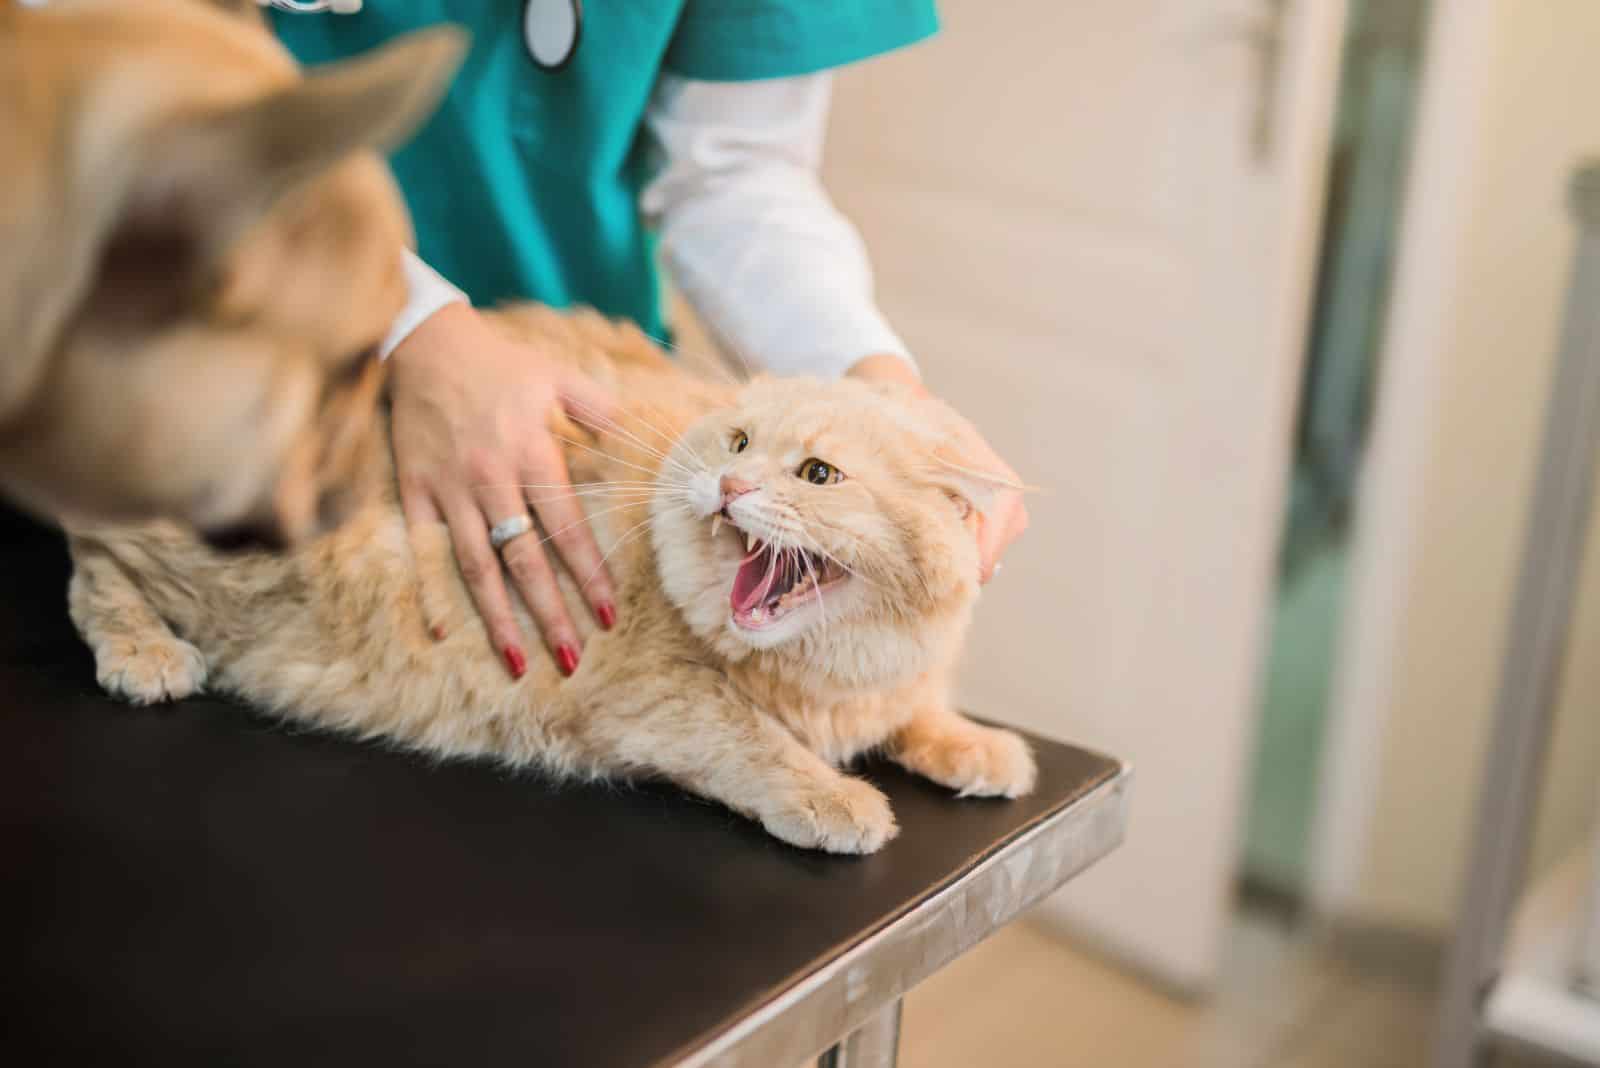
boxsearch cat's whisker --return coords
[470,483,674,511]
[659,497,700,516]
[785,514,922,605]
[707,312,759,386]
[553,434,684,483]
[497,483,662,497]
[789,526,885,593]
[522,500,651,554]
[633,399,717,475]
[801,548,828,640]
[563,397,700,483]
[654,333,748,386]
[477,479,665,492]
[519,491,659,507]
[608,399,696,465]
[604,391,713,476]
[927,454,1045,495]
[750,536,779,616]
[579,511,658,593]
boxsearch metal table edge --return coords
[666,760,1134,1068]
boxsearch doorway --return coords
[1239,0,1432,910]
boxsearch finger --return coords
[496,527,583,677]
[557,369,619,433]
[1006,495,1031,545]
[977,492,1027,585]
[398,480,454,641]
[471,471,584,672]
[977,516,1002,585]
[524,443,617,628]
[441,488,529,680]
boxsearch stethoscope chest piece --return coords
[524,0,582,72]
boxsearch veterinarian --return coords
[266,0,1026,679]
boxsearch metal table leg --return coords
[818,1000,902,1068]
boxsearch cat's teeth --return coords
[711,514,722,537]
[749,606,766,622]
[746,530,758,552]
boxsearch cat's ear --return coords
[896,392,1025,518]
[86,26,466,324]
[926,446,1007,521]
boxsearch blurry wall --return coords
[1345,0,1600,932]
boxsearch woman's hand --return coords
[847,354,1028,584]
[389,303,619,678]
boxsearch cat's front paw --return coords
[94,637,207,705]
[900,723,1038,799]
[762,776,900,855]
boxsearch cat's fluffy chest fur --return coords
[65,306,1036,854]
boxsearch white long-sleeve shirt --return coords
[381,72,914,381]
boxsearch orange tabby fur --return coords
[65,307,1035,854]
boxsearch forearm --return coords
[643,73,917,381]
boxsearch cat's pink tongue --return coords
[732,549,777,614]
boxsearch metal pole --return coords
[1432,162,1600,1068]
[817,1000,902,1068]
[1579,800,1600,997]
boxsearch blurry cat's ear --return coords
[84,26,466,325]
[200,0,266,24]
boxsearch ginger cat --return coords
[66,306,1036,853]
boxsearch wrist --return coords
[390,301,480,365]
[845,353,926,395]
[379,252,471,360]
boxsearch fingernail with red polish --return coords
[504,645,527,680]
[596,602,617,630]
[556,644,580,677]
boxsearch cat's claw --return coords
[901,724,1038,800]
[762,776,899,855]
[94,637,208,705]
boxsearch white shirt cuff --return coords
[378,250,470,359]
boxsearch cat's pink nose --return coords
[720,475,757,508]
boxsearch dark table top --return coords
[0,510,1125,1068]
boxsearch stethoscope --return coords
[256,0,582,72]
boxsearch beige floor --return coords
[896,910,1438,1068]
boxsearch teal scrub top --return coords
[272,1,938,341]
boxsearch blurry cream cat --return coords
[66,306,1035,854]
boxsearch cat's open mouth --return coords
[723,526,849,629]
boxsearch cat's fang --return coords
[711,514,722,537]
[745,530,758,552]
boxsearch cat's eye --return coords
[798,458,842,485]
[731,430,750,453]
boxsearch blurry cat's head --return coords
[651,377,1006,692]
[0,0,463,547]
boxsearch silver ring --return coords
[489,514,535,551]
